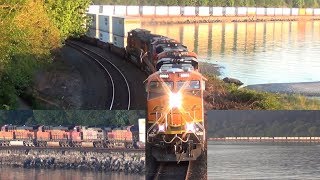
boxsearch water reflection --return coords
[1,167,144,180]
[143,21,320,85]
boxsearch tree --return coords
[44,0,91,40]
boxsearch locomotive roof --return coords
[16,125,37,130]
[129,29,162,43]
[52,126,73,130]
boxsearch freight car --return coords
[0,124,143,149]
[125,29,206,162]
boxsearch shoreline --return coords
[245,81,320,97]
[199,61,320,98]
[0,148,145,174]
[140,15,320,24]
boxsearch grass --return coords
[204,74,320,110]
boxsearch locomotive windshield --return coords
[148,81,173,99]
[177,80,200,90]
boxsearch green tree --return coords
[44,0,91,40]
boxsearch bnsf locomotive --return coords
[126,29,206,162]
[0,124,142,149]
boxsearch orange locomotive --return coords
[126,29,206,162]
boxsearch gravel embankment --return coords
[0,149,145,174]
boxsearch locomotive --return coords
[126,29,206,162]
[0,124,142,149]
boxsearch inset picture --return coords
[208,110,320,179]
[0,110,145,180]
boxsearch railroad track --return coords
[0,146,144,153]
[152,161,190,180]
[65,40,131,110]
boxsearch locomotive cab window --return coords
[177,80,201,97]
[148,81,173,99]
[177,80,200,90]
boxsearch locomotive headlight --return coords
[169,92,182,108]
[186,122,195,132]
[158,124,166,132]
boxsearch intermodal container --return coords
[314,8,320,15]
[291,8,299,16]
[274,8,283,16]
[127,6,140,16]
[266,8,275,16]
[112,34,127,48]
[156,6,169,16]
[114,5,127,16]
[212,7,223,16]
[247,7,256,16]
[168,6,181,16]
[112,16,141,37]
[299,8,306,15]
[142,6,156,16]
[256,7,266,16]
[306,8,313,15]
[88,5,100,14]
[198,7,210,16]
[237,7,247,16]
[99,31,111,43]
[283,8,291,16]
[183,6,196,16]
[86,28,98,39]
[102,5,114,15]
[224,7,236,16]
[87,13,98,29]
[98,14,112,32]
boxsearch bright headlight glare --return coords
[186,122,195,132]
[158,124,165,132]
[169,92,182,108]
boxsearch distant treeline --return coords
[207,111,320,137]
[0,110,145,127]
[93,0,320,8]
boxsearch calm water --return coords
[208,142,320,179]
[0,167,144,180]
[143,21,320,85]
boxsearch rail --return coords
[65,40,131,110]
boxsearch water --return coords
[208,142,320,179]
[0,167,144,180]
[143,21,320,85]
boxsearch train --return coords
[125,29,206,162]
[0,124,144,149]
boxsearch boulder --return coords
[223,77,243,86]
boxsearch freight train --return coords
[0,124,143,149]
[125,29,206,162]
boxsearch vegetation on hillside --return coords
[0,110,145,127]
[207,111,320,137]
[204,74,320,110]
[93,0,320,8]
[0,0,90,109]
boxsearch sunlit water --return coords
[143,21,320,85]
[0,167,144,180]
[208,142,320,179]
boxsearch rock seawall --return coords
[0,149,145,174]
